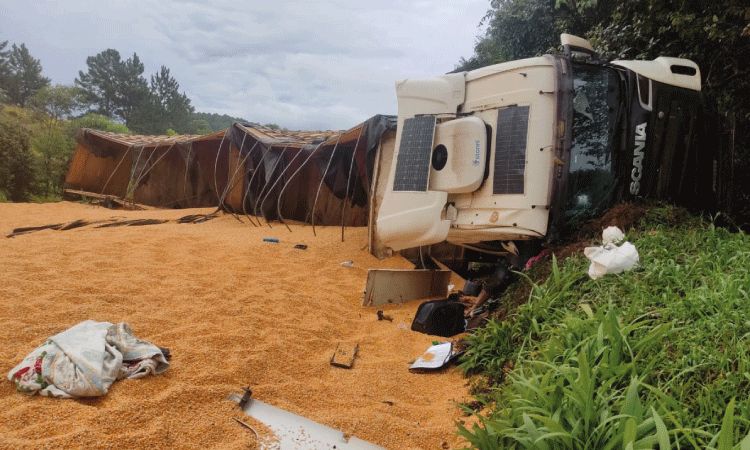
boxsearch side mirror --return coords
[561,34,599,60]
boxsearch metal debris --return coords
[228,390,386,450]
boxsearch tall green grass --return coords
[457,207,750,449]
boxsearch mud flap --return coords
[362,269,451,307]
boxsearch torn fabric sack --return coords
[8,320,169,398]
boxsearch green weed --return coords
[457,206,750,449]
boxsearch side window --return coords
[564,66,620,227]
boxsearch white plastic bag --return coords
[584,227,639,279]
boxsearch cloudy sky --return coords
[1,0,489,131]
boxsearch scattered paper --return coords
[409,343,455,371]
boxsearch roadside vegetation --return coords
[0,104,130,202]
[456,205,750,449]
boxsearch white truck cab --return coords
[371,34,711,260]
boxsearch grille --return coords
[493,106,529,195]
[393,116,436,192]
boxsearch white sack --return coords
[602,226,625,245]
[584,242,639,279]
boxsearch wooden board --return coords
[330,343,359,369]
[63,189,153,210]
[361,269,451,307]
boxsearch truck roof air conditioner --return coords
[429,117,487,193]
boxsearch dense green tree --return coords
[149,66,194,134]
[457,0,572,70]
[455,0,618,71]
[32,126,74,196]
[126,92,165,135]
[580,0,750,106]
[76,49,124,119]
[76,51,198,135]
[191,119,212,135]
[464,0,749,127]
[192,112,250,133]
[28,85,84,195]
[455,38,510,72]
[0,110,35,201]
[28,85,83,128]
[2,43,50,107]
[150,66,180,109]
[0,38,9,100]
[0,39,8,72]
[71,113,131,134]
[115,53,149,126]
[76,49,149,123]
[75,49,249,137]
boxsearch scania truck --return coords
[371,34,715,262]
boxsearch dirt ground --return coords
[0,202,473,450]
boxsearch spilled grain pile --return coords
[0,202,471,450]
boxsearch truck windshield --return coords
[563,63,621,228]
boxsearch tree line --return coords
[0,35,251,201]
[76,49,201,135]
[0,43,249,136]
[0,42,49,107]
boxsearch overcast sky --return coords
[1,0,489,131]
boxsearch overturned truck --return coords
[63,33,719,274]
[369,34,718,267]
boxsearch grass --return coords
[456,205,750,449]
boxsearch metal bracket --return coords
[238,387,252,409]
